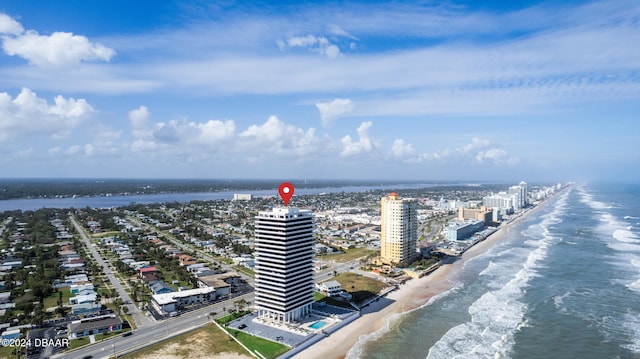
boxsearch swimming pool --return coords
[309,320,327,330]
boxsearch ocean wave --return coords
[607,242,640,252]
[427,210,557,359]
[578,188,612,210]
[552,291,572,314]
[345,282,463,359]
[613,228,640,243]
[479,260,500,277]
[422,282,464,308]
[625,215,639,220]
[345,312,406,359]
[626,279,640,292]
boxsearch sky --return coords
[0,0,638,183]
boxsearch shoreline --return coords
[293,201,550,359]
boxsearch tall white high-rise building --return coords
[380,193,418,266]
[254,207,314,324]
[508,186,523,210]
[519,181,529,206]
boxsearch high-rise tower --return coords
[380,192,418,266]
[254,207,314,324]
[519,181,529,207]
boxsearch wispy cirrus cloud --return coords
[1,1,637,119]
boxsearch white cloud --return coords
[239,115,320,159]
[327,24,357,40]
[0,13,115,67]
[0,87,94,142]
[197,119,236,144]
[3,30,116,67]
[66,145,82,155]
[406,137,518,166]
[463,137,492,153]
[127,105,236,155]
[315,98,354,127]
[279,34,341,59]
[147,118,236,146]
[286,35,318,48]
[340,121,375,157]
[476,148,520,166]
[390,139,415,159]
[0,13,24,35]
[129,106,151,139]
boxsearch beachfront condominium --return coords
[519,181,529,207]
[380,192,418,266]
[254,207,314,324]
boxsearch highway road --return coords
[61,215,258,358]
[52,292,253,359]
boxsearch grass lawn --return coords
[124,314,137,330]
[0,345,17,358]
[160,270,192,290]
[68,337,90,350]
[94,329,123,341]
[216,257,234,265]
[91,231,122,238]
[43,289,74,310]
[121,323,247,359]
[233,265,255,277]
[226,328,290,359]
[216,310,251,325]
[321,247,377,263]
[334,272,388,304]
[314,291,327,301]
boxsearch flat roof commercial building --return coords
[447,219,485,241]
[69,314,123,339]
[150,287,217,314]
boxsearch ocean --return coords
[350,183,640,359]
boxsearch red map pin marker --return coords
[278,182,294,206]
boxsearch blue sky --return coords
[0,0,638,182]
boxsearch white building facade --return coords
[519,181,529,207]
[254,207,314,324]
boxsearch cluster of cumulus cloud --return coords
[0,84,516,168]
[0,11,517,170]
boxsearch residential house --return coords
[149,281,173,295]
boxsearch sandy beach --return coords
[293,217,522,359]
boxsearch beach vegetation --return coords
[120,323,247,359]
[320,247,378,263]
[334,272,388,304]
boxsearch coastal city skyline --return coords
[1,0,639,182]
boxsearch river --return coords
[0,182,447,212]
